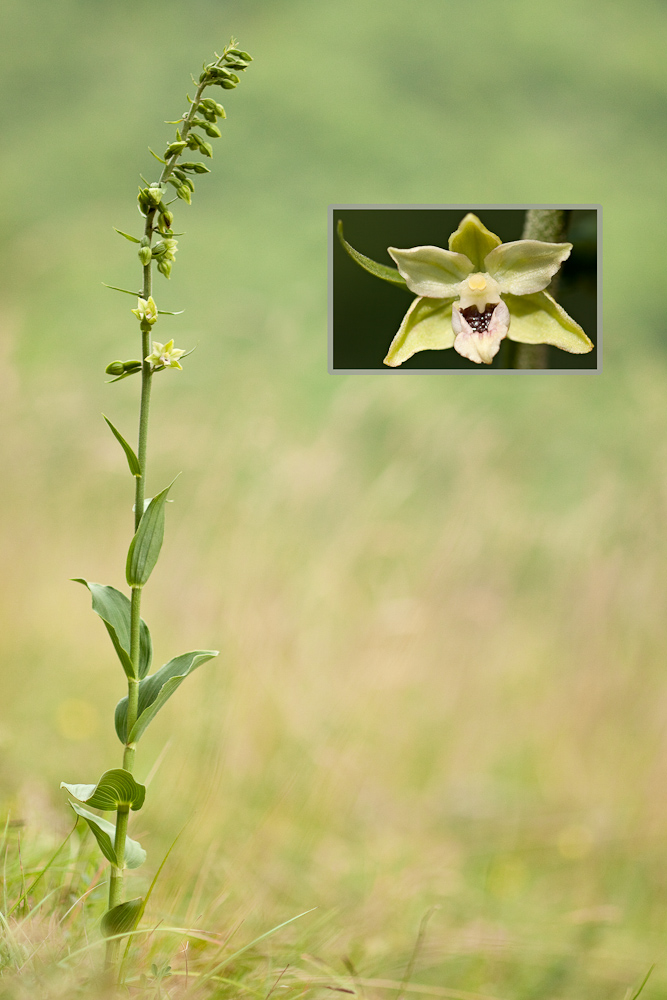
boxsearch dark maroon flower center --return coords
[460,304,496,334]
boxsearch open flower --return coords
[131,296,158,326]
[145,339,186,370]
[338,214,593,366]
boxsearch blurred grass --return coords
[0,0,667,995]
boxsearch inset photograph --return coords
[330,205,599,370]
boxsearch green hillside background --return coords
[0,0,666,995]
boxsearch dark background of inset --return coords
[332,208,598,370]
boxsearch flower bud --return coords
[205,124,222,138]
[146,185,163,206]
[159,207,174,228]
[138,245,152,266]
[227,47,252,61]
[105,360,125,376]
[164,140,187,157]
[176,184,192,203]
[151,241,166,257]
[217,79,238,90]
[180,161,210,174]
[200,141,213,157]
[157,258,173,278]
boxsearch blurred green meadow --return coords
[1,0,667,995]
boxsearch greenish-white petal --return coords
[388,246,473,298]
[484,240,572,295]
[448,213,502,271]
[384,297,455,367]
[504,291,593,353]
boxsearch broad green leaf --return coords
[101,897,143,938]
[103,415,141,477]
[114,228,141,244]
[485,240,572,295]
[337,221,408,289]
[505,291,593,353]
[69,802,146,869]
[384,296,455,367]
[74,580,152,680]
[448,213,501,271]
[115,650,218,744]
[388,246,473,298]
[61,768,145,811]
[126,480,176,588]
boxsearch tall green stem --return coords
[511,209,570,369]
[102,40,249,975]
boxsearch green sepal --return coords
[447,213,502,271]
[115,650,218,744]
[114,228,141,244]
[384,296,455,367]
[101,897,143,938]
[61,768,145,811]
[73,580,152,680]
[103,415,141,477]
[126,479,177,588]
[69,802,146,869]
[505,291,593,353]
[336,221,407,289]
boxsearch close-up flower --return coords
[145,339,186,370]
[337,213,594,367]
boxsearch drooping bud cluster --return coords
[106,40,251,383]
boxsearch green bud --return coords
[207,66,238,83]
[176,184,192,204]
[157,258,172,278]
[200,141,213,157]
[158,210,174,232]
[137,189,153,215]
[140,235,150,247]
[105,360,125,376]
[174,168,188,182]
[216,79,238,90]
[204,124,222,138]
[202,108,217,123]
[147,185,163,206]
[138,246,152,265]
[165,140,187,157]
[227,47,252,61]
[180,161,210,174]
[151,241,166,257]
[200,98,226,118]
[225,61,248,71]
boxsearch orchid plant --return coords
[58,40,252,977]
[337,212,594,367]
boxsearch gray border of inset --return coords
[328,203,602,372]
